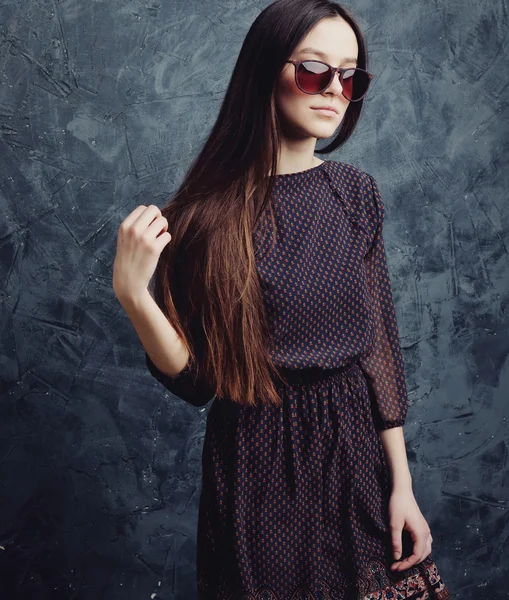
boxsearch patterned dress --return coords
[145,160,453,600]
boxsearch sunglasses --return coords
[285,59,374,102]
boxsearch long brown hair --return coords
[152,0,371,408]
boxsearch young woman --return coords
[113,0,453,598]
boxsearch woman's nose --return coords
[325,70,344,95]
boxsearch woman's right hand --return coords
[113,204,172,305]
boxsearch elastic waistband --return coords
[274,360,361,387]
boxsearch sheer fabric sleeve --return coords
[145,351,216,407]
[359,174,409,431]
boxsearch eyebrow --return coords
[297,47,358,65]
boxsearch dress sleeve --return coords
[145,351,216,408]
[359,174,409,431]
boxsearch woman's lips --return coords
[311,108,338,116]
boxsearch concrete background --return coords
[1,0,508,598]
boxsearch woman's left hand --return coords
[388,487,433,572]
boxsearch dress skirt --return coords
[195,361,452,600]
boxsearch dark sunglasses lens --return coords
[297,62,370,100]
[296,61,332,93]
[342,68,370,101]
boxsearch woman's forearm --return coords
[119,289,190,378]
[378,426,413,492]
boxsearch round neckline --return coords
[272,160,328,180]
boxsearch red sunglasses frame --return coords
[285,59,374,102]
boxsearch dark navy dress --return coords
[146,160,452,599]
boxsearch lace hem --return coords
[197,553,452,600]
[359,553,452,599]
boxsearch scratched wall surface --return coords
[0,0,507,598]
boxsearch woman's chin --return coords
[306,124,339,139]
[281,118,339,139]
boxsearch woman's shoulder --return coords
[321,159,378,205]
[323,159,374,186]
[321,159,381,239]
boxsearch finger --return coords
[392,533,427,571]
[148,213,169,239]
[392,552,419,571]
[418,532,432,562]
[128,204,161,233]
[154,230,172,254]
[120,204,148,231]
[390,524,403,561]
[395,545,431,570]
[419,536,433,563]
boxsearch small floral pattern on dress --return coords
[146,160,452,600]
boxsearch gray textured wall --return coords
[1,0,508,598]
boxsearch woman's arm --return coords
[378,426,413,491]
[358,173,409,431]
[121,288,190,378]
[120,289,216,407]
[113,204,215,407]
